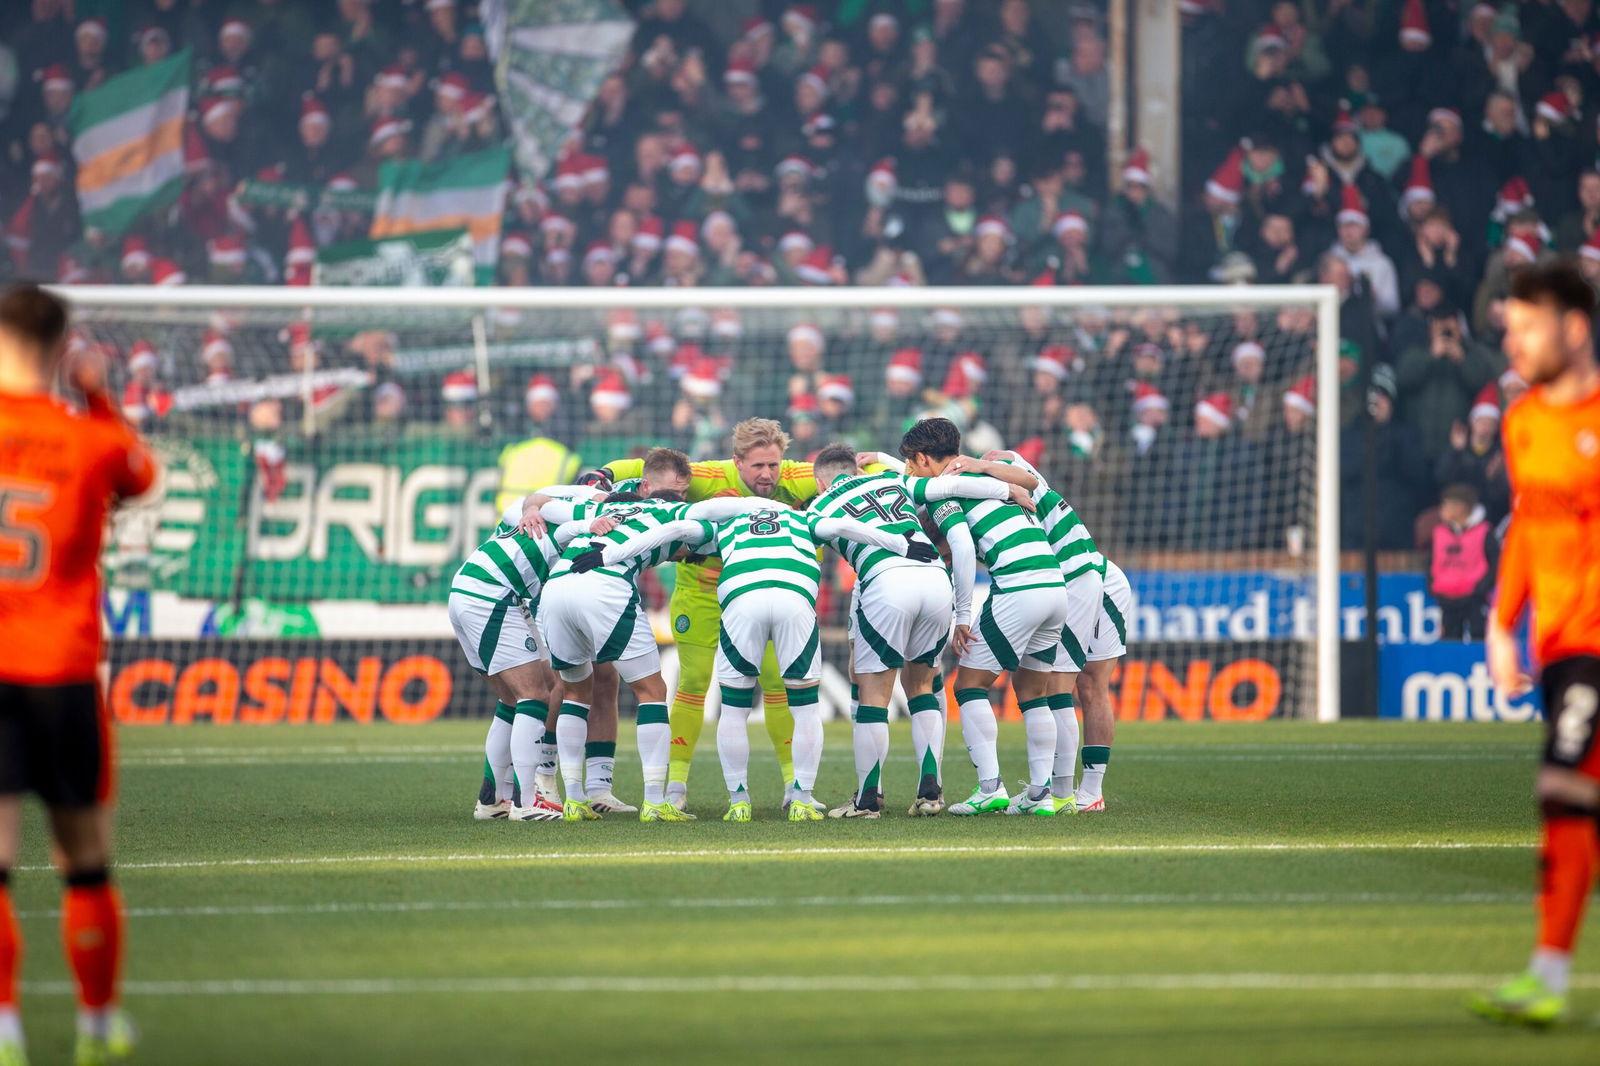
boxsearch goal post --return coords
[58,283,1342,725]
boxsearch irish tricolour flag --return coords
[70,49,191,236]
[370,146,511,285]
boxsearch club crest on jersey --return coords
[675,614,691,633]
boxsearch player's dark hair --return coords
[0,282,68,354]
[1508,258,1597,318]
[899,417,962,461]
[812,444,858,483]
[642,447,691,483]
[604,490,643,503]
[1441,483,1478,509]
[648,489,686,502]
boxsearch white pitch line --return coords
[11,890,1532,922]
[18,973,1600,997]
[116,752,1528,768]
[14,840,1529,875]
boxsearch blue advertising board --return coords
[1377,641,1543,721]
[1129,571,1438,645]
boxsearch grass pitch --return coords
[9,720,1599,1064]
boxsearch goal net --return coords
[60,285,1340,726]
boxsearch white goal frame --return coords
[56,283,1343,722]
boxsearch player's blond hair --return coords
[731,417,791,457]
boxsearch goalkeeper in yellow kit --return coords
[600,418,821,811]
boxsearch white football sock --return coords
[1530,948,1572,995]
[555,702,589,797]
[0,1007,22,1045]
[509,702,546,805]
[717,697,752,798]
[789,698,823,797]
[1077,745,1110,802]
[584,756,615,799]
[636,702,670,805]
[956,688,1000,789]
[1050,694,1080,799]
[1020,699,1056,791]
[485,711,514,801]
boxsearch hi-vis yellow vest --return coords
[496,437,580,512]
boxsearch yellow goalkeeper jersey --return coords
[603,456,819,611]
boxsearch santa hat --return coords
[539,211,575,236]
[724,58,758,87]
[1495,177,1534,220]
[462,92,495,125]
[669,145,702,176]
[632,215,663,253]
[203,66,244,96]
[646,321,676,358]
[1336,184,1369,228]
[608,308,642,344]
[441,370,478,403]
[1030,344,1074,381]
[975,214,1012,242]
[932,307,963,331]
[742,16,775,41]
[870,308,899,332]
[37,64,73,94]
[1535,91,1572,125]
[778,229,814,255]
[1401,154,1435,211]
[1206,148,1244,204]
[1251,24,1287,55]
[299,94,330,129]
[865,158,897,207]
[589,371,631,411]
[784,4,820,36]
[500,231,533,260]
[373,64,408,91]
[583,241,615,268]
[30,153,62,184]
[818,374,854,406]
[128,340,159,373]
[1122,147,1152,186]
[775,155,815,182]
[886,348,923,386]
[665,220,699,257]
[711,309,743,340]
[1331,102,1358,135]
[1283,375,1316,416]
[1231,340,1266,367]
[151,258,186,286]
[941,352,987,398]
[285,219,316,280]
[681,357,725,399]
[200,96,241,126]
[1469,383,1501,423]
[435,72,471,101]
[1399,0,1431,48]
[1581,227,1600,263]
[801,112,835,139]
[220,17,252,44]
[369,116,411,146]
[787,322,824,351]
[524,374,559,406]
[207,234,246,267]
[1427,106,1462,129]
[201,330,233,367]
[1132,382,1171,416]
[1052,211,1089,239]
[1504,230,1542,264]
[551,157,582,193]
[1195,392,1233,428]
[798,65,829,98]
[795,247,834,285]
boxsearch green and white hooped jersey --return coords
[549,498,693,583]
[997,454,1107,583]
[702,508,829,610]
[451,502,559,605]
[909,476,1062,594]
[808,472,938,586]
[611,476,644,494]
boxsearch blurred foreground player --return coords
[0,285,154,1064]
[1473,260,1600,1028]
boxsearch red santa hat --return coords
[1427,106,1462,129]
[1030,344,1074,381]
[1401,154,1435,211]
[441,369,478,404]
[1469,383,1501,424]
[886,348,923,386]
[151,258,186,286]
[775,154,815,182]
[203,66,244,96]
[299,94,330,129]
[1119,146,1152,187]
[201,330,233,367]
[1231,340,1266,367]
[784,4,820,36]
[974,214,1012,242]
[665,220,699,257]
[589,371,632,412]
[681,357,725,399]
[1336,184,1369,228]
[742,16,775,41]
[462,92,496,125]
[200,96,241,126]
[1536,91,1572,125]
[865,158,897,207]
[1052,211,1089,240]
[1581,227,1600,263]
[632,215,664,253]
[500,231,533,260]
[1495,177,1534,219]
[669,144,702,176]
[373,64,409,91]
[1399,0,1431,48]
[369,116,411,146]
[207,234,246,267]
[551,156,583,193]
[30,153,62,185]
[1195,392,1233,428]
[435,72,471,101]
[817,374,854,406]
[1504,230,1542,265]
[778,229,815,254]
[1331,102,1358,135]
[128,340,159,373]
[1132,382,1171,416]
[795,247,834,285]
[37,64,73,94]
[539,211,576,236]
[1283,375,1316,416]
[724,58,758,87]
[583,241,615,268]
[798,65,829,99]
[524,374,559,406]
[646,321,676,358]
[608,307,642,344]
[1206,148,1245,205]
[941,352,987,398]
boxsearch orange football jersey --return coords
[1494,383,1600,666]
[0,391,156,684]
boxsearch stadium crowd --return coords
[3,0,1595,552]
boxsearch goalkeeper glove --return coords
[576,469,613,490]
[904,534,938,563]
[569,546,607,573]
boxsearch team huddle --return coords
[449,415,1131,823]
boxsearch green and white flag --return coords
[370,147,510,285]
[317,228,476,287]
[69,48,191,235]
